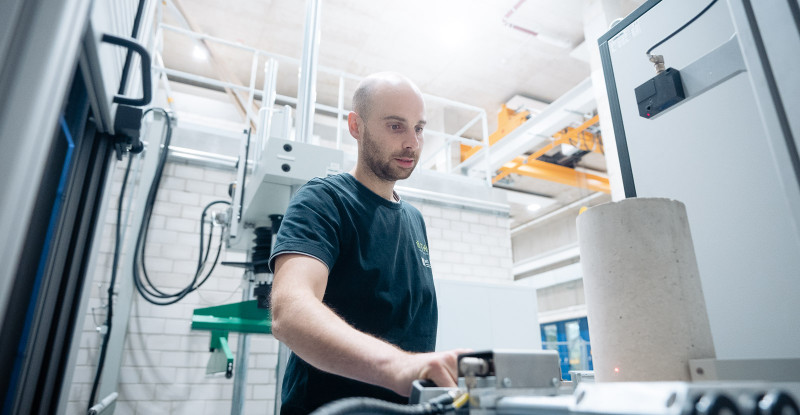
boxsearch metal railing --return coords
[149,1,494,185]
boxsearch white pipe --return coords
[453,112,484,138]
[244,52,259,129]
[295,0,322,143]
[395,186,509,214]
[481,111,491,186]
[336,75,345,149]
[511,192,606,236]
[154,67,252,92]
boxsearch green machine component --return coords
[192,300,272,378]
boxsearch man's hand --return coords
[388,349,472,397]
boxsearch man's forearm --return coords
[271,289,411,394]
[270,253,460,396]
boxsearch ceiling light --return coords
[192,45,208,60]
[527,203,541,212]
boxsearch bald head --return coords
[352,72,423,121]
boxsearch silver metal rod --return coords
[453,112,484,137]
[336,75,345,149]
[481,111,492,186]
[231,272,254,415]
[295,0,322,143]
[244,52,259,129]
[154,67,252,92]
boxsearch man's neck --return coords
[349,166,397,202]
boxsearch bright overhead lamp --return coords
[526,203,542,212]
[192,45,208,60]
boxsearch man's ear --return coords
[348,112,361,140]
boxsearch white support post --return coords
[481,111,492,187]
[336,75,345,149]
[295,0,322,143]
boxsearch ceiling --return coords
[158,0,643,227]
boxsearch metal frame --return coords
[597,0,662,198]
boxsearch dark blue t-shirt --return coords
[269,173,438,414]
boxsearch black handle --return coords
[101,33,152,107]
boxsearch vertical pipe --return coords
[336,74,345,149]
[445,138,452,172]
[481,111,492,186]
[245,52,259,130]
[266,58,279,144]
[256,58,279,169]
[231,272,254,415]
[295,0,323,143]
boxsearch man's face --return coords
[358,85,426,182]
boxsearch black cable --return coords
[199,200,230,270]
[117,0,146,96]
[309,395,458,415]
[87,152,135,411]
[129,108,229,305]
[133,200,227,305]
[646,0,719,57]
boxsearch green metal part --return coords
[206,331,235,378]
[191,299,272,334]
[192,300,272,378]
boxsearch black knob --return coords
[759,391,799,415]
[281,163,291,172]
[283,143,293,152]
[695,393,740,415]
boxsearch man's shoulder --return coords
[297,173,354,198]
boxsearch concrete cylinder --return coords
[577,198,715,381]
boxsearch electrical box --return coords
[227,137,343,251]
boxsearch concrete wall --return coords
[67,159,514,414]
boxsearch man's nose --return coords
[403,131,421,150]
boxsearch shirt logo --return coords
[415,240,429,254]
[421,257,432,268]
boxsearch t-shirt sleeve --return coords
[268,180,342,273]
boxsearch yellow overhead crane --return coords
[461,107,610,194]
[460,104,531,162]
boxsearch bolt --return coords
[666,392,677,407]
[502,377,512,388]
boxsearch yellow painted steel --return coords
[492,115,609,193]
[459,105,607,193]
[495,158,611,194]
[460,104,530,162]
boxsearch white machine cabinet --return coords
[598,0,800,360]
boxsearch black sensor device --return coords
[635,68,686,119]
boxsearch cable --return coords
[87,152,135,411]
[199,200,231,271]
[646,0,718,58]
[130,108,229,305]
[308,393,463,415]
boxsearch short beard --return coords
[361,126,417,182]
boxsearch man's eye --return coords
[390,124,402,131]
[415,126,424,134]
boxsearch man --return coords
[269,72,464,414]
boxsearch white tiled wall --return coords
[68,162,513,414]
[413,202,513,282]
